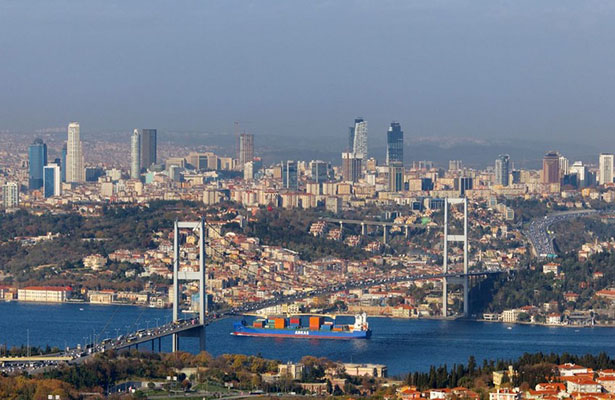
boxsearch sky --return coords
[1,0,615,147]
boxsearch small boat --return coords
[79,308,84,311]
[507,326,512,330]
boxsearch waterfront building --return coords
[28,138,47,190]
[386,122,403,165]
[239,133,254,167]
[494,154,510,186]
[66,122,85,183]
[17,286,72,303]
[131,129,141,179]
[542,152,560,184]
[599,153,614,185]
[43,163,62,197]
[2,182,19,209]
[351,118,368,159]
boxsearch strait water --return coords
[1,302,614,376]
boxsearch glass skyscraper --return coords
[386,122,403,165]
[28,138,47,190]
[495,154,510,186]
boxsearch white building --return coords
[131,129,141,179]
[599,153,614,186]
[2,182,19,209]
[66,122,85,183]
[43,164,62,197]
[489,389,521,400]
[502,309,521,323]
[352,119,368,159]
[18,286,72,302]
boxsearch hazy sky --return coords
[1,0,615,145]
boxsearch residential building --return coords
[389,162,404,192]
[342,152,362,183]
[599,153,614,185]
[239,133,254,167]
[2,182,19,209]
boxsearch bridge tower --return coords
[172,219,207,352]
[442,197,469,317]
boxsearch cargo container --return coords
[233,313,371,340]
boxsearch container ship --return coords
[232,313,371,339]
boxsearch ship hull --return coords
[232,326,371,339]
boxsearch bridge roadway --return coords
[2,268,502,373]
[320,217,428,228]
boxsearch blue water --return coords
[1,302,614,376]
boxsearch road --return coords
[524,210,612,257]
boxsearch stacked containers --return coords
[253,320,265,328]
[309,316,323,331]
[274,318,286,329]
[266,319,276,329]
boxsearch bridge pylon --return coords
[172,219,207,352]
[442,197,469,317]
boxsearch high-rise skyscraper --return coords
[342,152,362,183]
[559,155,569,177]
[310,160,329,183]
[66,122,84,183]
[599,153,614,186]
[542,151,560,184]
[351,118,367,159]
[61,143,67,182]
[2,182,19,209]
[239,133,254,167]
[131,129,141,179]
[43,164,62,198]
[282,160,298,190]
[570,161,587,188]
[388,162,404,192]
[494,154,510,186]
[28,138,47,190]
[386,122,403,165]
[347,126,355,152]
[138,129,157,170]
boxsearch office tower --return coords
[282,160,298,190]
[494,154,510,186]
[239,133,254,167]
[386,122,403,165]
[347,126,355,151]
[43,164,61,198]
[351,118,367,159]
[542,151,560,184]
[570,161,587,188]
[310,160,329,183]
[131,129,141,179]
[28,138,47,190]
[599,153,614,185]
[457,177,473,196]
[66,122,84,183]
[388,162,404,192]
[449,160,463,171]
[342,152,362,183]
[559,155,569,177]
[2,182,19,209]
[137,129,157,170]
[61,143,67,182]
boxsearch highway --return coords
[524,210,611,257]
